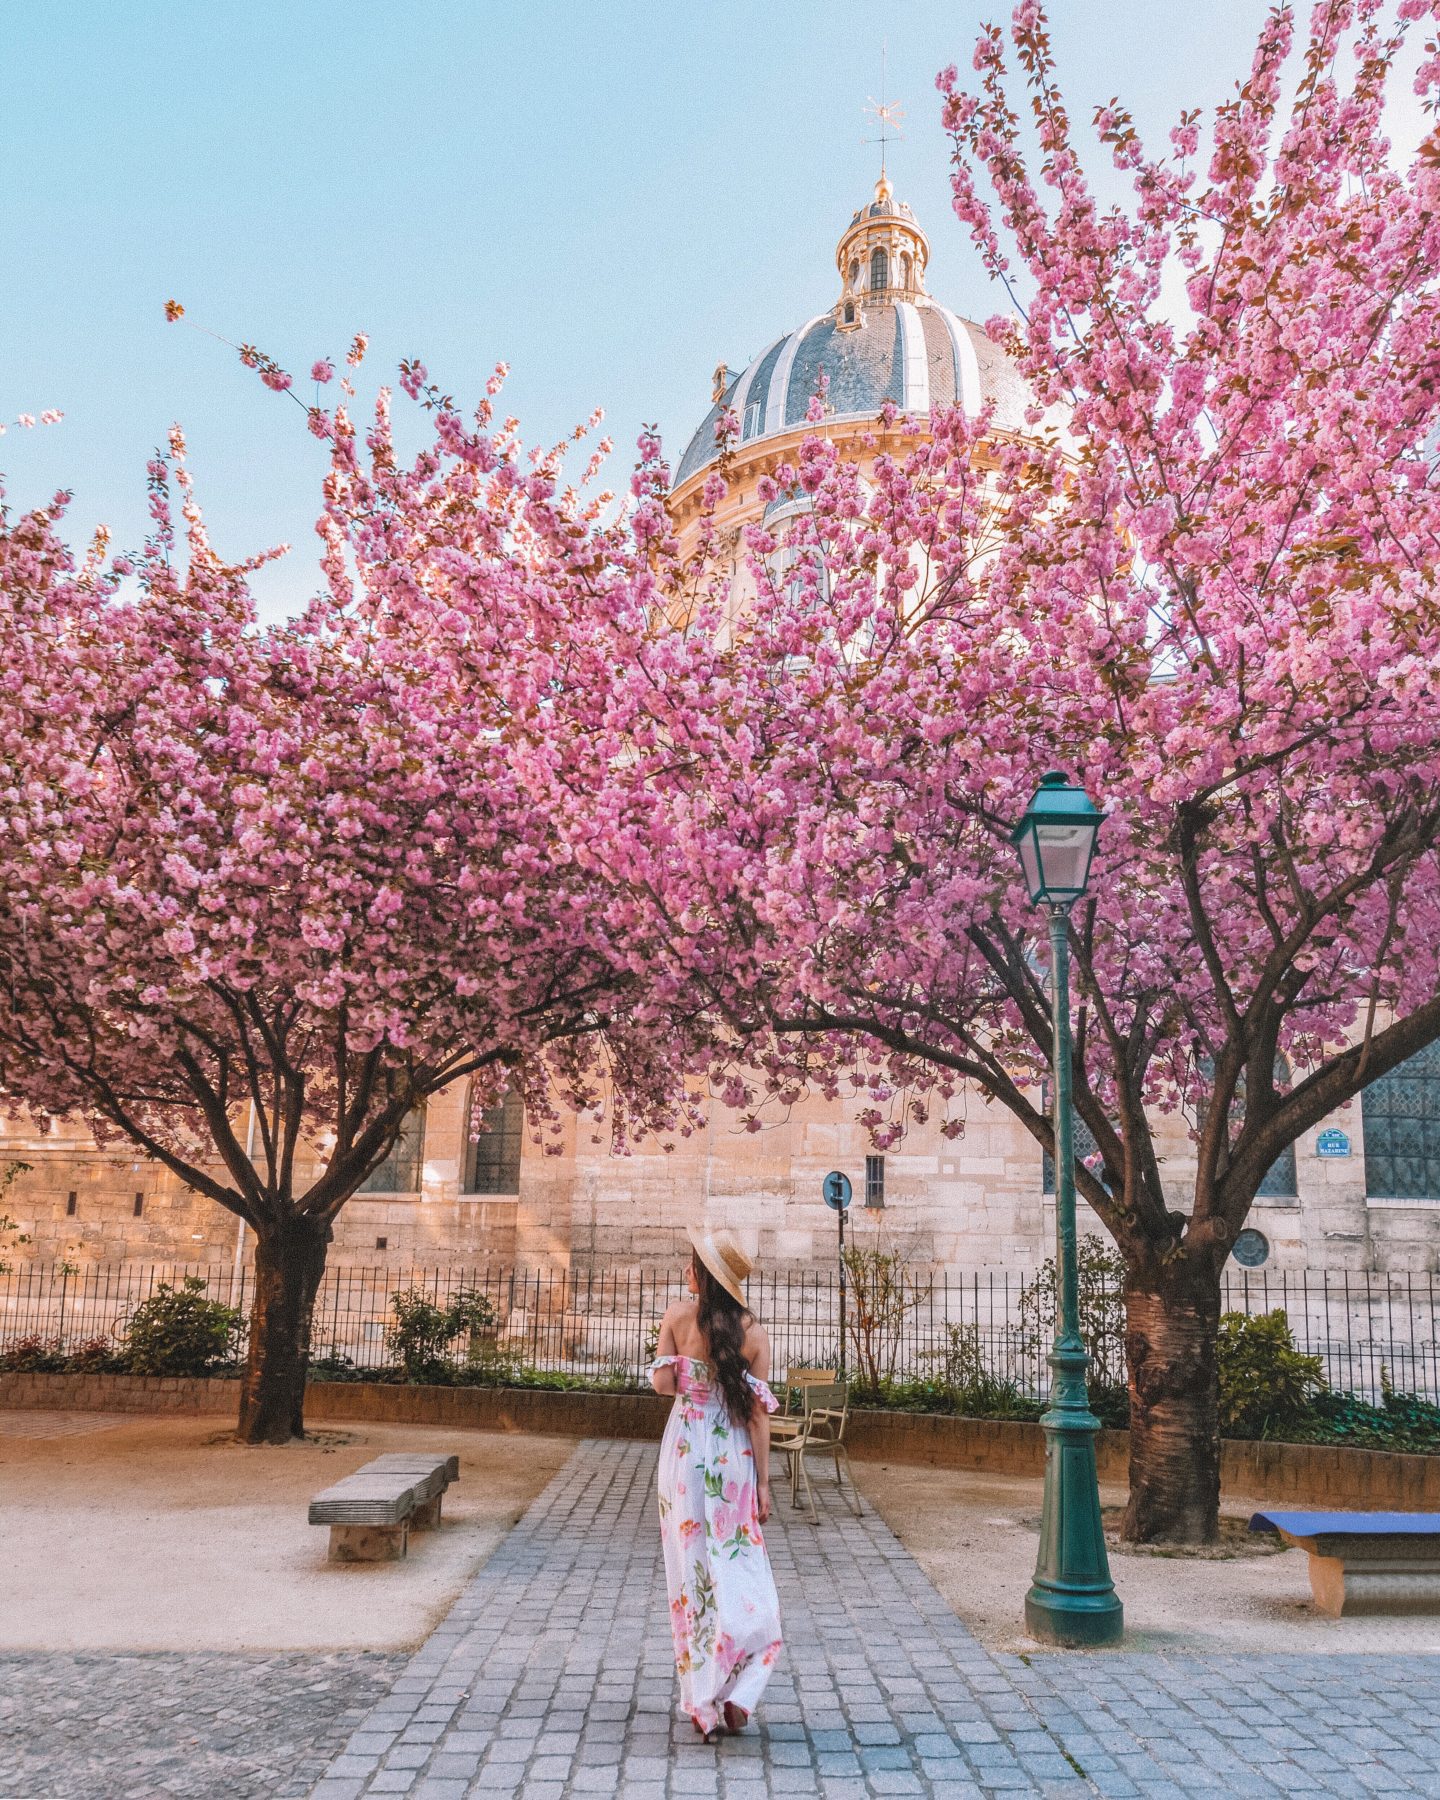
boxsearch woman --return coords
[649,1226,783,1741]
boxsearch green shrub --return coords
[1286,1386,1440,1454]
[308,1347,361,1382]
[1018,1241,1127,1389]
[916,1321,1046,1420]
[0,1333,67,1372]
[68,1335,125,1373]
[122,1277,242,1375]
[1216,1308,1325,1437]
[385,1285,500,1381]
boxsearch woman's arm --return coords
[649,1305,681,1396]
[748,1324,772,1520]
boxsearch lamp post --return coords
[1010,772,1123,1648]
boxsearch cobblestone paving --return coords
[0,1650,401,1799]
[308,1439,1440,1799]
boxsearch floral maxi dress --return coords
[651,1354,784,1732]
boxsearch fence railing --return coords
[1,1261,1438,1400]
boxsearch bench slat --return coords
[1250,1510,1440,1538]
[308,1452,460,1527]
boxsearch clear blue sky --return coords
[0,1,1312,616]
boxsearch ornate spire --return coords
[834,176,929,324]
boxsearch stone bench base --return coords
[1252,1511,1440,1618]
[329,1522,409,1563]
[327,1495,445,1562]
[1298,1539,1440,1618]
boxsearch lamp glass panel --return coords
[1034,822,1095,898]
[1017,830,1044,902]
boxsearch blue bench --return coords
[1250,1510,1440,1617]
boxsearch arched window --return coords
[842,301,855,325]
[870,247,888,292]
[359,1106,426,1195]
[900,252,912,290]
[462,1086,523,1195]
[1363,1041,1440,1201]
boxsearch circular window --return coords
[1231,1227,1270,1269]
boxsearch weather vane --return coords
[863,44,905,179]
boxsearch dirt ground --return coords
[853,1460,1440,1656]
[2,1413,570,1653]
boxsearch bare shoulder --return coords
[665,1296,698,1324]
[743,1316,771,1370]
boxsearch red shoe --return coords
[723,1702,749,1733]
[692,1715,722,1744]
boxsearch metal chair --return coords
[775,1379,861,1522]
[770,1367,836,1458]
[777,1365,837,1418]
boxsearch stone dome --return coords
[673,175,1028,492]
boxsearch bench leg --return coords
[328,1522,409,1562]
[412,1495,443,1530]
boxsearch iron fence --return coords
[2,1260,1438,1401]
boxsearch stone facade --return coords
[7,1066,1440,1277]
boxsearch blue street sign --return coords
[823,1170,853,1211]
[1316,1128,1351,1159]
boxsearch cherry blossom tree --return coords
[630,0,1440,1541]
[0,368,691,1444]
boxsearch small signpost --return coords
[823,1170,853,1378]
[1316,1128,1351,1159]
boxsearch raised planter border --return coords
[3,1370,1436,1509]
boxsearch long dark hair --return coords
[694,1255,755,1423]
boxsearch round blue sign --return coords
[822,1171,853,1211]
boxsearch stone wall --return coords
[6,1370,1437,1508]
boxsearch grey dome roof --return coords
[675,300,1028,490]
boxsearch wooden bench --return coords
[309,1452,460,1562]
[1250,1509,1440,1617]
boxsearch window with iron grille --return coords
[359,1106,426,1195]
[1363,1042,1440,1201]
[865,1154,885,1208]
[463,1087,523,1196]
[1041,1098,1102,1196]
[1196,1056,1297,1198]
[869,246,888,291]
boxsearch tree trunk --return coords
[236,1212,332,1445]
[1122,1257,1222,1545]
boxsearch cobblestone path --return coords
[307,1439,1440,1799]
[0,1650,401,1799]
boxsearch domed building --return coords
[669,173,1029,551]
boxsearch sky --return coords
[0,0,1373,618]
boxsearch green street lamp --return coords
[1010,772,1124,1648]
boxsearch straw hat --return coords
[686,1225,753,1305]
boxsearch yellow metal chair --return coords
[775,1379,861,1522]
[770,1366,836,1456]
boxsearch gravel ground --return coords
[855,1459,1440,1654]
[0,1650,402,1799]
[3,1414,570,1653]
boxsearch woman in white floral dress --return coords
[649,1227,783,1741]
